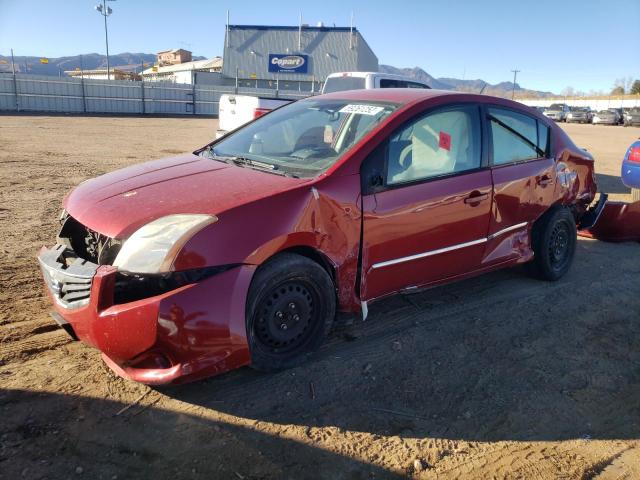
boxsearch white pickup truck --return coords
[322,71,430,93]
[215,72,431,138]
[216,95,291,138]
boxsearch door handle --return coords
[464,192,489,204]
[537,174,553,186]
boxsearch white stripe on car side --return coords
[371,222,528,270]
[487,222,529,240]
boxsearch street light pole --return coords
[95,0,115,80]
[511,69,520,100]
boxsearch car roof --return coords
[315,88,465,105]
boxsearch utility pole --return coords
[95,0,115,80]
[511,69,520,100]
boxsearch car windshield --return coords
[203,98,397,177]
[570,107,582,111]
[323,76,367,93]
[549,104,564,110]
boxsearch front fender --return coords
[173,174,363,311]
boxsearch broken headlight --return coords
[113,214,217,274]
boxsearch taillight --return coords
[253,108,270,119]
[628,147,640,164]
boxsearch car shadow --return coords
[165,238,640,444]
[596,172,630,194]
[1,387,402,479]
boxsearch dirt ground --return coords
[1,115,639,480]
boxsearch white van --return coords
[322,72,430,94]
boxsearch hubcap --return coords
[255,281,316,353]
[549,222,570,269]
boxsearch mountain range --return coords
[0,53,204,75]
[379,65,555,98]
[0,52,555,97]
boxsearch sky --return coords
[0,0,638,93]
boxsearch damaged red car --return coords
[38,89,636,385]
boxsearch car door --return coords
[483,106,556,265]
[360,103,493,301]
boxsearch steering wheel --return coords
[399,143,413,169]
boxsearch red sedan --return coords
[39,89,618,384]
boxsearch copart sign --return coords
[268,54,308,74]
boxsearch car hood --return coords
[64,153,309,238]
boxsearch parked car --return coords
[566,107,592,124]
[593,110,618,125]
[39,89,636,384]
[622,140,640,201]
[623,107,640,127]
[543,103,570,122]
[322,72,430,94]
[216,94,292,138]
[608,108,625,125]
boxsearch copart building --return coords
[222,24,378,91]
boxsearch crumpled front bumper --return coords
[37,245,255,384]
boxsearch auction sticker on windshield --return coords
[339,104,385,116]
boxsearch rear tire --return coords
[246,253,335,372]
[528,207,577,281]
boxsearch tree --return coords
[632,80,640,95]
[613,78,626,94]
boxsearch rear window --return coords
[323,76,366,93]
[380,79,403,88]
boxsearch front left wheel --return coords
[246,253,336,372]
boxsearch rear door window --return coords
[488,108,548,165]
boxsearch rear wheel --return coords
[528,207,577,281]
[246,253,335,372]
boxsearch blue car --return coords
[622,140,640,200]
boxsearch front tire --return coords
[246,253,335,372]
[528,207,577,281]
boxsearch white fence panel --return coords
[0,73,315,115]
[18,94,83,112]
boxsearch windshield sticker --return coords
[339,104,385,116]
[439,131,452,151]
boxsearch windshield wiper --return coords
[202,148,299,178]
[221,153,300,177]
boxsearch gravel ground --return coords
[1,115,639,479]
